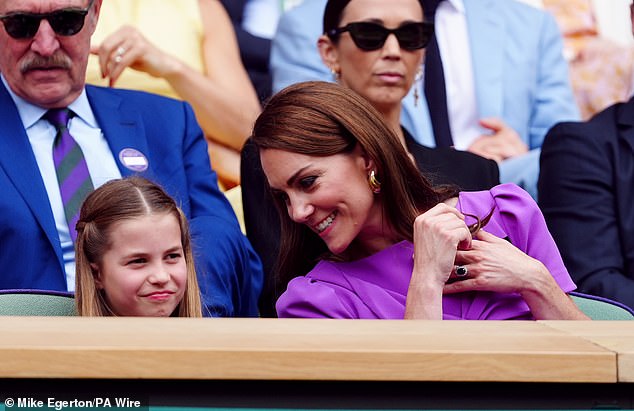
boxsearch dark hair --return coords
[251,81,459,286]
[323,0,426,37]
[74,176,202,317]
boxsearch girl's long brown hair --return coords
[74,176,202,317]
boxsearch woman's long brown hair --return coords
[252,81,468,287]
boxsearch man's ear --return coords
[90,263,104,289]
[317,35,341,76]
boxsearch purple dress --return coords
[276,184,576,319]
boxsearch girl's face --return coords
[320,0,425,111]
[261,146,392,257]
[94,212,187,317]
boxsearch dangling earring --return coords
[368,170,381,194]
[331,67,341,82]
[413,68,423,107]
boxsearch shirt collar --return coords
[1,73,98,129]
[442,0,466,14]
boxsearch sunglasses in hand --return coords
[328,21,434,51]
[0,0,95,40]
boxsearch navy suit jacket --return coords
[0,82,263,317]
[539,98,634,310]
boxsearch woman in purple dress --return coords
[251,81,587,320]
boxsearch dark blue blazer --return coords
[0,82,263,316]
[539,97,634,310]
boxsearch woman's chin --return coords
[367,93,406,110]
[326,241,349,256]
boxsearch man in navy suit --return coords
[538,2,634,311]
[539,96,634,311]
[0,0,262,316]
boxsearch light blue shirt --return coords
[1,75,121,291]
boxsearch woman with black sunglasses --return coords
[240,0,500,316]
[317,0,499,192]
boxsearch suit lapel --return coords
[86,86,151,178]
[0,82,64,269]
[465,0,504,118]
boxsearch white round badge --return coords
[118,148,149,172]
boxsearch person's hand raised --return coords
[405,202,472,319]
[91,25,181,87]
[411,203,473,289]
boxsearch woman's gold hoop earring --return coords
[368,170,381,194]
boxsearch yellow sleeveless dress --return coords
[86,0,204,100]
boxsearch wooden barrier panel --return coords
[541,320,634,382]
[0,317,616,383]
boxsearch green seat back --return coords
[0,291,76,316]
[571,293,634,320]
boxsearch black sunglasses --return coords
[328,21,434,51]
[0,0,95,40]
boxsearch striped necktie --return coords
[45,108,94,242]
[423,0,453,148]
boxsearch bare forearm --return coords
[520,266,589,320]
[405,279,443,320]
[163,57,260,150]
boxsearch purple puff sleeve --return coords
[459,183,576,293]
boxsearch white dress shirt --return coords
[242,0,283,39]
[435,0,485,150]
[242,0,304,39]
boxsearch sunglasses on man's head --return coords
[0,0,94,40]
[328,21,434,51]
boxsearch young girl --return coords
[75,176,202,317]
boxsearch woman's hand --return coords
[405,203,472,319]
[443,230,589,319]
[444,229,547,295]
[91,25,180,87]
[412,203,473,287]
